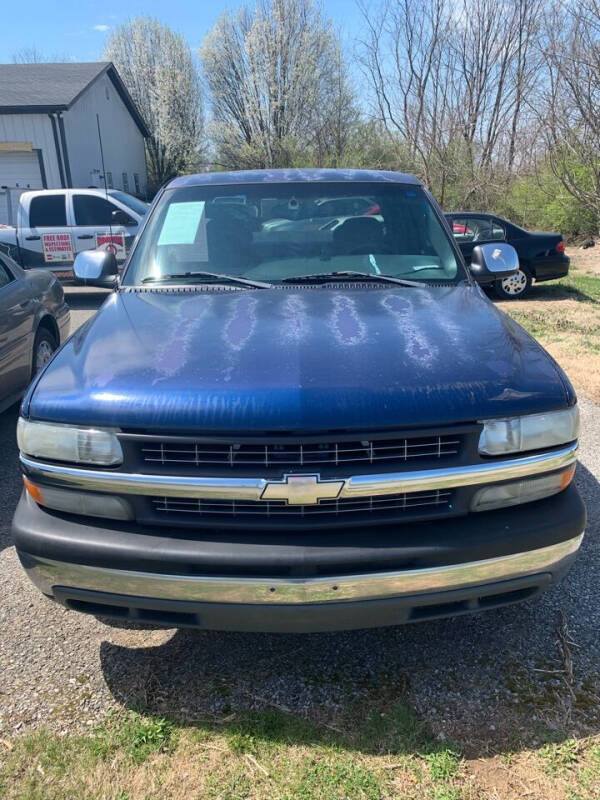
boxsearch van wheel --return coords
[32,328,57,374]
[494,265,532,299]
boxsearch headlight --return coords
[478,406,579,456]
[17,418,123,466]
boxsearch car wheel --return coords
[32,328,57,374]
[494,265,532,299]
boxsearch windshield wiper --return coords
[141,271,273,289]
[280,271,424,287]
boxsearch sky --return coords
[0,0,364,63]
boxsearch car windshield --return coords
[108,190,149,216]
[123,182,464,286]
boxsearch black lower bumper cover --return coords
[14,485,586,632]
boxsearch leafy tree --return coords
[505,167,599,239]
[104,18,204,195]
[200,0,357,169]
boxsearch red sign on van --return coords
[96,233,126,260]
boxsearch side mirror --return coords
[112,209,136,226]
[470,242,519,283]
[73,250,118,288]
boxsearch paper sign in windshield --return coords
[158,201,208,260]
[42,233,74,263]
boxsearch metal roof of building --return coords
[0,62,149,136]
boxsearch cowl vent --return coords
[120,285,238,294]
[119,282,453,294]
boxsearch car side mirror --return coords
[469,242,519,283]
[112,209,136,226]
[73,250,118,288]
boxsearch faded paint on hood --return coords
[24,285,572,432]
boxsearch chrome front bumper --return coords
[24,534,583,606]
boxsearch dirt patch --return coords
[567,244,600,277]
[497,277,600,401]
[468,753,563,800]
[468,737,600,800]
[544,342,600,401]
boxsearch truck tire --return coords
[494,264,532,299]
[32,327,57,374]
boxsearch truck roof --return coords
[168,168,423,189]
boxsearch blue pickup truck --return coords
[12,169,585,633]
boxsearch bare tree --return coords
[357,0,451,186]
[312,40,359,166]
[506,0,545,171]
[200,0,356,168]
[12,47,69,63]
[544,0,600,227]
[104,18,204,194]
[357,0,544,207]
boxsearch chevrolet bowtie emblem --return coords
[261,474,345,505]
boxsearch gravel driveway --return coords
[0,287,598,755]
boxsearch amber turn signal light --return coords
[23,475,44,504]
[560,464,576,490]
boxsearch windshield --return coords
[123,182,463,286]
[108,190,149,217]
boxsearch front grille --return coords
[152,490,452,519]
[141,434,461,469]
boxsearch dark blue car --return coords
[445,212,570,299]
[13,170,585,633]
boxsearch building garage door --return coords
[0,151,44,225]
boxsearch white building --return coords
[0,62,149,223]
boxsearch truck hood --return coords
[26,285,571,431]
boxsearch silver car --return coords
[0,254,70,414]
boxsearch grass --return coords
[425,748,461,781]
[3,701,600,800]
[497,269,600,401]
[0,692,600,800]
[293,760,383,799]
[89,709,175,764]
[543,273,600,302]
[0,702,472,800]
[540,739,580,774]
